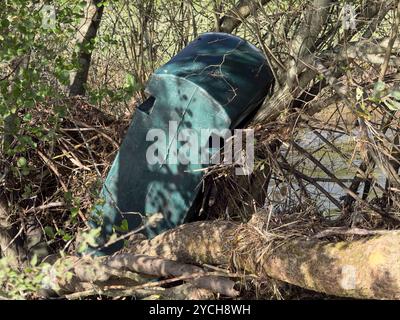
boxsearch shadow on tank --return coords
[88,32,274,255]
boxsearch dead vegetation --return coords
[0,97,129,261]
[1,0,400,300]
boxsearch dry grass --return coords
[1,97,129,255]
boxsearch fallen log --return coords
[45,217,400,299]
[129,220,400,299]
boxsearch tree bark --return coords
[69,0,104,97]
[219,0,270,33]
[42,216,400,299]
[128,220,400,299]
[45,252,238,298]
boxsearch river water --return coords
[266,126,389,217]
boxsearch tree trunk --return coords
[69,0,104,97]
[129,220,400,299]
[219,0,270,33]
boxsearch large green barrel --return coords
[88,32,274,255]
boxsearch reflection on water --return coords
[266,127,390,217]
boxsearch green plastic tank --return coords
[88,32,274,255]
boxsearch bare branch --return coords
[219,0,270,33]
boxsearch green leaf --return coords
[30,255,38,267]
[44,226,55,239]
[390,90,400,101]
[21,167,30,176]
[23,113,32,121]
[17,157,27,167]
[108,233,118,244]
[62,233,72,241]
[63,191,72,203]
[115,219,129,233]
[384,98,400,111]
[70,207,79,218]
[78,1,87,9]
[374,81,386,93]
[125,74,135,87]
[356,87,363,101]
[85,228,101,247]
